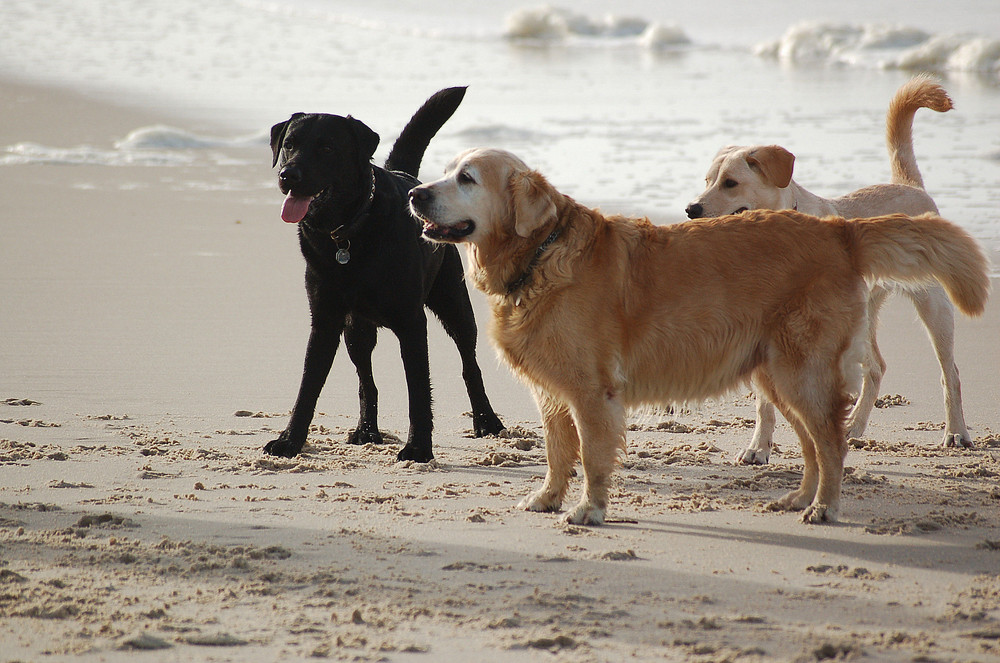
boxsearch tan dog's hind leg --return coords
[845,286,888,439]
[741,390,777,465]
[561,390,627,526]
[518,392,578,513]
[906,287,970,447]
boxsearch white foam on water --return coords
[503,5,689,47]
[0,141,193,167]
[756,21,1000,73]
[1,126,267,167]
[115,125,267,151]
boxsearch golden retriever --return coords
[686,75,968,464]
[409,148,989,525]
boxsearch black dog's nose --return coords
[278,165,302,188]
[685,203,703,219]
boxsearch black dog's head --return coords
[270,113,380,224]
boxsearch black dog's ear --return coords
[270,113,304,167]
[346,115,380,162]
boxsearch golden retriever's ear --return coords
[747,145,795,188]
[510,170,557,238]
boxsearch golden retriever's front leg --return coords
[769,414,820,512]
[561,392,627,526]
[762,371,848,523]
[757,379,819,513]
[518,394,578,513]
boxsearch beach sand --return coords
[1,80,998,662]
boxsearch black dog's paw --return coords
[397,444,433,463]
[263,431,304,458]
[347,426,383,445]
[473,412,506,438]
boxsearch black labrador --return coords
[265,87,504,462]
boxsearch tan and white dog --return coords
[409,147,988,525]
[686,75,966,464]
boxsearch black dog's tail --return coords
[385,86,467,178]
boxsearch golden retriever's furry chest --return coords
[488,299,572,391]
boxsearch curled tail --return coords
[886,74,953,189]
[384,86,467,178]
[847,214,989,316]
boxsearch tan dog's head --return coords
[685,145,795,219]
[408,147,557,246]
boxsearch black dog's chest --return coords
[302,226,442,330]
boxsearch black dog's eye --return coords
[723,178,738,189]
[458,170,475,185]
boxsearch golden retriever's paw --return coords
[738,445,770,465]
[800,503,838,524]
[560,502,605,526]
[517,490,561,513]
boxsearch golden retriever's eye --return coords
[723,178,738,189]
[458,170,476,185]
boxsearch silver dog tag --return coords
[336,248,350,265]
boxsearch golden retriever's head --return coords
[684,145,795,219]
[409,148,557,246]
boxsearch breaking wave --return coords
[504,6,690,49]
[755,21,1000,73]
[1,126,266,167]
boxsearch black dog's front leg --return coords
[264,318,344,458]
[343,315,383,445]
[394,315,435,462]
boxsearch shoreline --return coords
[1,77,999,663]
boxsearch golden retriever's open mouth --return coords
[422,220,475,242]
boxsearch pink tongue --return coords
[280,193,312,224]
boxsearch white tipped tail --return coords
[847,213,989,317]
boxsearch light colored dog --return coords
[409,147,988,525]
[685,75,966,464]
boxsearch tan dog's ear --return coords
[510,170,557,238]
[747,145,795,188]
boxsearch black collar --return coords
[504,226,562,298]
[301,168,376,243]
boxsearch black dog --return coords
[265,87,504,462]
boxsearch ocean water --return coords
[2,0,999,244]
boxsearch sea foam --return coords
[115,125,267,151]
[1,126,266,167]
[503,6,689,48]
[756,21,1000,72]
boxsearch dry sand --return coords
[1,80,999,662]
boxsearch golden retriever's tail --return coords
[848,214,989,316]
[886,75,953,190]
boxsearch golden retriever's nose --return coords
[409,187,430,204]
[685,202,704,219]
